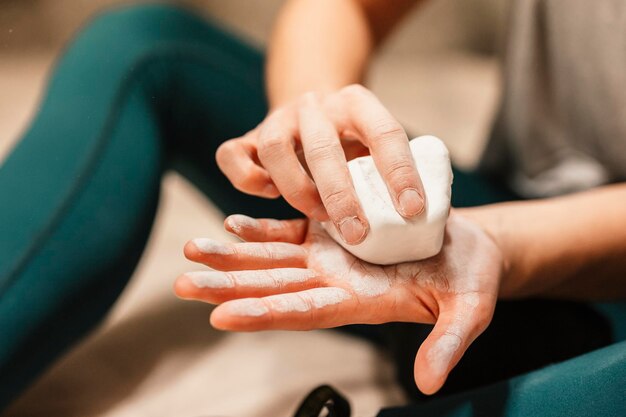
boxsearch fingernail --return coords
[398,188,424,217]
[337,216,367,244]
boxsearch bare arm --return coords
[266,0,421,108]
[218,0,429,246]
[462,183,626,300]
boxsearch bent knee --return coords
[75,3,213,52]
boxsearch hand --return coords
[216,85,425,245]
[175,212,504,394]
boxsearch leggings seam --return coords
[0,41,264,299]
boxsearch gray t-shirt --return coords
[480,0,626,197]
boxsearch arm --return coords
[462,183,626,300]
[218,0,429,246]
[266,0,420,107]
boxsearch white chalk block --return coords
[323,135,453,265]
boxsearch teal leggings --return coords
[0,4,622,415]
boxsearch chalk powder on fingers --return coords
[225,214,260,235]
[225,288,350,316]
[225,299,270,317]
[192,238,305,261]
[427,296,479,376]
[187,268,318,289]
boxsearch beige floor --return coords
[0,8,501,417]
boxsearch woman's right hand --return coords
[216,85,425,245]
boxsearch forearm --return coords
[266,0,420,108]
[461,184,626,300]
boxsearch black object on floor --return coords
[293,385,351,417]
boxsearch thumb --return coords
[413,292,495,395]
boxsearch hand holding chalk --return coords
[323,136,453,264]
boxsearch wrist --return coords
[267,84,341,111]
[455,205,521,298]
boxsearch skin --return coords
[175,184,626,394]
[176,212,501,395]
[216,0,425,245]
[461,184,626,300]
[183,0,626,396]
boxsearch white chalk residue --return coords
[428,332,462,376]
[309,287,350,308]
[187,271,234,288]
[235,268,317,288]
[428,299,479,377]
[226,214,260,235]
[461,292,480,308]
[192,238,232,255]
[309,225,391,297]
[225,242,304,261]
[192,238,304,261]
[268,294,310,313]
[348,273,391,297]
[226,299,269,317]
[188,269,316,289]
[266,287,350,313]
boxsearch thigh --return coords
[0,78,163,407]
[451,166,519,207]
[378,340,626,417]
[121,5,299,219]
[0,4,296,408]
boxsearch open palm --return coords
[175,212,503,394]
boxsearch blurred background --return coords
[0,1,506,416]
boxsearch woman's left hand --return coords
[175,212,503,394]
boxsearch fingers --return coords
[210,287,354,331]
[341,85,425,217]
[256,109,327,221]
[224,215,308,244]
[413,292,495,395]
[216,132,280,198]
[175,268,323,303]
[184,238,308,270]
[298,94,369,245]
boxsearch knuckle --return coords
[474,296,494,323]
[281,181,318,207]
[371,120,405,142]
[384,159,416,183]
[267,106,287,120]
[296,293,314,311]
[215,141,235,166]
[289,185,317,204]
[442,328,464,344]
[263,300,276,325]
[341,83,368,98]
[305,138,337,162]
[258,135,288,160]
[236,173,260,191]
[323,187,356,217]
[299,91,322,107]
